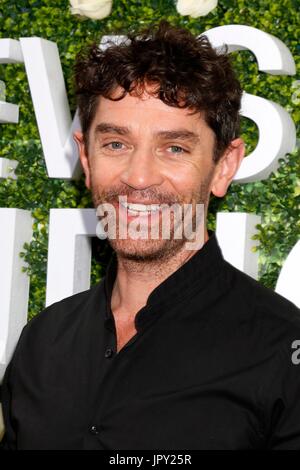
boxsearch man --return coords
[1,20,300,450]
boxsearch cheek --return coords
[89,157,120,188]
[163,160,209,193]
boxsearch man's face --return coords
[75,87,241,261]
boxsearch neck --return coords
[111,228,210,321]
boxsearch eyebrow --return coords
[94,122,200,143]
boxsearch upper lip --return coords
[115,200,167,205]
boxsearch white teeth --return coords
[121,202,160,213]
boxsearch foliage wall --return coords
[0,0,299,320]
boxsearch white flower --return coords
[176,0,218,18]
[70,0,113,20]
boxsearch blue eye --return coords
[108,142,123,150]
[168,145,185,154]
[103,140,123,150]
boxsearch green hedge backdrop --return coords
[0,0,299,320]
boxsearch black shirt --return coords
[1,231,300,450]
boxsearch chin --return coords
[108,237,186,262]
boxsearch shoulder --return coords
[11,279,106,364]
[223,260,300,345]
[28,278,104,327]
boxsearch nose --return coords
[120,148,164,190]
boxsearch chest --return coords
[114,319,137,352]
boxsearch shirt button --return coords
[104,348,114,358]
[90,425,100,435]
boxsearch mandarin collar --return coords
[104,231,225,330]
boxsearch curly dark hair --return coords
[74,20,242,163]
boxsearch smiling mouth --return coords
[119,201,164,216]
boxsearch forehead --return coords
[92,89,206,131]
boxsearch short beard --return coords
[91,177,212,263]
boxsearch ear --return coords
[211,138,245,198]
[73,131,91,189]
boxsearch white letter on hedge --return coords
[0,39,22,178]
[216,212,261,279]
[0,209,32,382]
[20,38,81,179]
[204,25,296,182]
[46,209,101,307]
[276,240,300,308]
